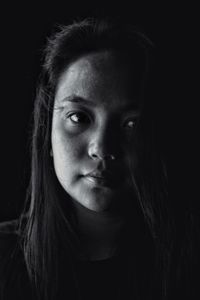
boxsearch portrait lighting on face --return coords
[6,18,196,300]
[51,51,141,213]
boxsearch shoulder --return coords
[0,218,22,270]
[0,218,20,238]
[0,214,28,243]
[0,217,32,299]
[0,218,19,233]
[0,215,28,261]
[0,218,20,260]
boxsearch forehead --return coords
[55,51,143,109]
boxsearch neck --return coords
[72,201,125,261]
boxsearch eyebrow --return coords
[60,94,140,111]
[60,95,96,106]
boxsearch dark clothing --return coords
[0,219,137,300]
[1,216,200,300]
[0,219,32,300]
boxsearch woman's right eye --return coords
[67,112,90,126]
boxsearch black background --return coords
[0,2,198,221]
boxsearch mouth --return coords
[83,171,119,188]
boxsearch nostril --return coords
[91,153,99,159]
[89,148,116,161]
[88,143,100,160]
[89,150,102,160]
[88,140,118,161]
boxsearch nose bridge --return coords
[89,120,117,158]
[92,122,109,151]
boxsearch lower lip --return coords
[84,175,112,187]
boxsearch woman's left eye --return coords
[123,119,137,130]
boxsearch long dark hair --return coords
[18,18,173,300]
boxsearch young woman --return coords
[0,17,198,300]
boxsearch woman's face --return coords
[51,51,142,212]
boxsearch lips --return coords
[83,170,119,187]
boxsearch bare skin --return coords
[51,51,142,260]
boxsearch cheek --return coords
[123,142,139,173]
[51,124,86,166]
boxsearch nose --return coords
[88,126,119,162]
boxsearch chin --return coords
[84,198,111,212]
[78,191,113,212]
[70,184,117,212]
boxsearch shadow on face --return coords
[51,51,144,213]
